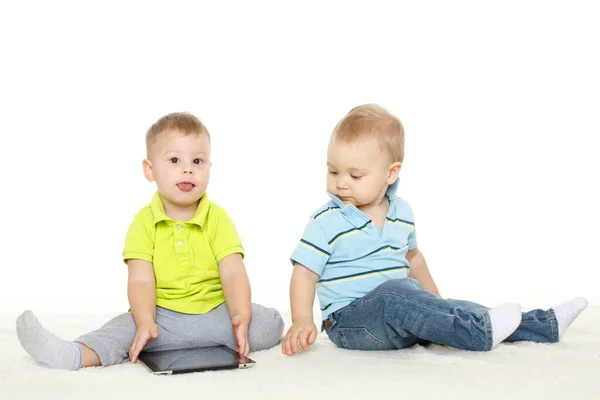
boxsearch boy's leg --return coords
[75,302,283,366]
[448,300,556,343]
[505,308,558,343]
[327,278,520,352]
[247,303,285,350]
[18,307,196,370]
[449,297,587,343]
[74,312,137,367]
[16,310,134,370]
[17,303,283,370]
[17,310,89,370]
[142,303,284,353]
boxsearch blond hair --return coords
[146,112,210,155]
[331,104,405,163]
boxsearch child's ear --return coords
[143,159,155,182]
[387,161,402,184]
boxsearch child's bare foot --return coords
[16,310,82,370]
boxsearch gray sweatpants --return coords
[75,303,284,366]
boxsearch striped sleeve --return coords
[408,228,418,250]
[290,218,331,276]
[405,202,418,250]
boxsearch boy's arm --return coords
[127,259,158,362]
[282,262,319,355]
[406,248,442,297]
[218,253,252,355]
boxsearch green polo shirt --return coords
[123,192,244,314]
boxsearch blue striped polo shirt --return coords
[290,178,417,322]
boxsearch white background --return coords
[1,1,598,316]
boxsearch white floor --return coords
[1,307,599,400]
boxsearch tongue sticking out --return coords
[177,183,194,192]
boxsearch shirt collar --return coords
[326,178,400,226]
[327,177,400,207]
[150,192,210,227]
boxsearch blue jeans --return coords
[326,278,559,352]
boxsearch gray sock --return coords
[16,310,82,370]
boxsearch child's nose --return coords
[336,176,349,189]
[182,166,194,174]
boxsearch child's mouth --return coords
[177,182,195,192]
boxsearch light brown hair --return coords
[146,112,210,155]
[331,104,405,162]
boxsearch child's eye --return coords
[351,175,362,180]
[328,170,338,176]
[193,158,203,165]
[170,157,179,164]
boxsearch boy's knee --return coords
[248,305,284,352]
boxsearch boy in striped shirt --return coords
[282,104,587,354]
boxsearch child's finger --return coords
[236,326,246,341]
[242,334,249,356]
[283,332,290,354]
[129,343,136,362]
[290,330,299,354]
[285,328,300,355]
[239,339,248,356]
[131,342,141,362]
[299,331,309,350]
[236,332,247,354]
[283,331,290,353]
[281,332,287,353]
[132,335,149,362]
[308,328,317,345]
[130,340,141,362]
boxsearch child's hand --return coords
[231,315,250,356]
[282,318,318,356]
[129,322,159,363]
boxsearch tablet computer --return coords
[138,345,256,375]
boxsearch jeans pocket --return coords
[338,328,388,351]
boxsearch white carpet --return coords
[1,308,599,400]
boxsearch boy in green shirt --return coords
[17,112,284,370]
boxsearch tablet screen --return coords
[138,345,255,374]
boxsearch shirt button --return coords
[176,225,182,230]
[177,241,183,247]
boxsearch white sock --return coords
[488,303,522,347]
[552,297,588,340]
[16,310,82,370]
